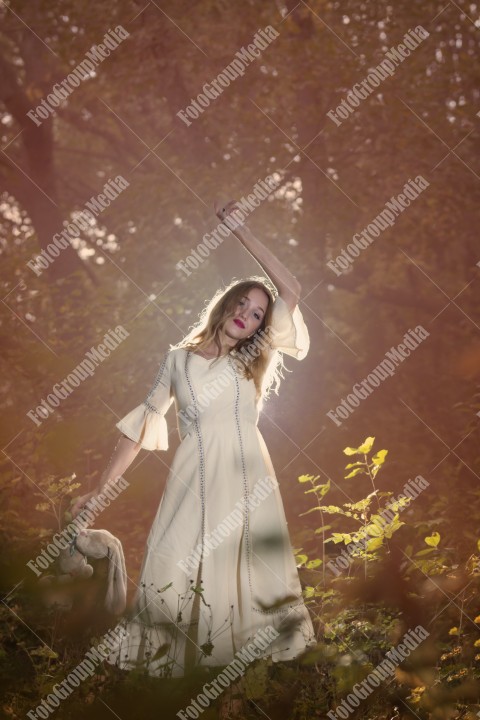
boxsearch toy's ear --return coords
[105,538,127,615]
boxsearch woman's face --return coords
[224,287,269,341]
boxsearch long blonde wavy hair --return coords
[172,277,291,408]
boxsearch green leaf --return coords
[372,449,388,466]
[343,436,375,456]
[318,479,331,497]
[345,498,372,512]
[318,505,343,514]
[345,461,365,469]
[299,506,322,517]
[306,559,322,569]
[343,446,360,456]
[424,532,440,547]
[331,533,352,545]
[35,503,51,512]
[295,554,308,565]
[298,474,319,483]
[384,520,404,538]
[30,646,58,659]
[415,548,435,557]
[301,504,344,516]
[358,436,375,453]
[314,525,332,534]
[388,498,411,512]
[344,467,365,479]
[305,479,330,496]
[366,537,383,551]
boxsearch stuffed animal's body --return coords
[38,528,127,615]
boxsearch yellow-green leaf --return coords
[424,532,440,548]
[345,467,365,479]
[331,533,351,544]
[29,646,58,659]
[343,437,375,456]
[366,537,383,552]
[298,474,315,483]
[358,436,375,453]
[314,525,332,534]
[372,449,388,466]
[318,479,331,497]
[35,503,50,512]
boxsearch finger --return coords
[223,201,238,215]
[214,199,228,216]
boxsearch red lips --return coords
[233,319,245,328]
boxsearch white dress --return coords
[106,295,317,677]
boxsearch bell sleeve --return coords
[267,294,310,360]
[115,350,174,451]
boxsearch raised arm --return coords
[214,199,301,313]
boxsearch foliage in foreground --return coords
[1,438,480,719]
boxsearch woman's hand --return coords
[70,490,98,519]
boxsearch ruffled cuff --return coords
[269,295,310,360]
[116,403,169,452]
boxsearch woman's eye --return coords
[254,313,260,320]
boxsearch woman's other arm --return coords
[214,199,301,312]
[70,435,142,517]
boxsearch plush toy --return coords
[38,528,127,615]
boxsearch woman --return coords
[71,200,317,705]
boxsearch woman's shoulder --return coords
[165,346,187,359]
[165,346,190,364]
